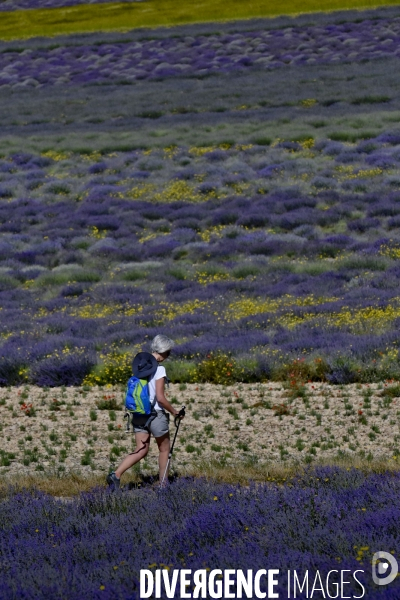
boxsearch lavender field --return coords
[1,468,400,599]
[2,5,400,600]
[1,7,400,387]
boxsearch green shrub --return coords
[211,444,222,452]
[96,397,121,410]
[232,265,260,279]
[338,256,388,271]
[292,262,330,276]
[46,183,71,195]
[72,240,91,250]
[110,445,126,457]
[0,450,14,466]
[235,355,271,383]
[166,267,187,280]
[351,96,391,105]
[228,406,239,419]
[272,403,290,416]
[81,449,95,466]
[381,385,400,399]
[120,270,146,281]
[49,398,63,411]
[204,424,213,435]
[251,136,271,146]
[0,275,19,290]
[137,111,163,119]
[272,357,329,383]
[36,270,101,286]
[166,360,196,383]
[238,441,249,451]
[328,131,378,142]
[195,352,238,385]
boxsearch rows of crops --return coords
[0,468,399,598]
[0,6,400,389]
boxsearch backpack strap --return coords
[124,408,156,432]
[143,412,157,430]
[124,410,132,433]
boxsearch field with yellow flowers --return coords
[2,5,400,389]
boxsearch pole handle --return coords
[174,405,186,427]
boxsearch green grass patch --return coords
[120,270,147,282]
[328,130,380,142]
[251,136,272,146]
[351,95,391,105]
[2,0,400,41]
[337,256,389,271]
[35,270,101,286]
[232,265,260,279]
[0,275,20,290]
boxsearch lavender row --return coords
[0,468,399,598]
[1,14,400,88]
[0,0,143,12]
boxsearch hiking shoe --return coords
[106,472,120,491]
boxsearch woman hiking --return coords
[106,334,182,489]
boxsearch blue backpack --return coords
[125,376,154,414]
[124,376,156,431]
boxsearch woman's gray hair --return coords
[151,334,174,354]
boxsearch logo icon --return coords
[372,552,398,586]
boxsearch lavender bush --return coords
[0,468,399,598]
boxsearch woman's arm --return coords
[155,377,179,416]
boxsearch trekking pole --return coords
[161,406,185,487]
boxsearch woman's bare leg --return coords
[155,433,170,482]
[115,432,150,478]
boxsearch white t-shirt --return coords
[148,365,166,411]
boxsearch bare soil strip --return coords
[0,383,398,487]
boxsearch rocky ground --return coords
[0,381,399,481]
